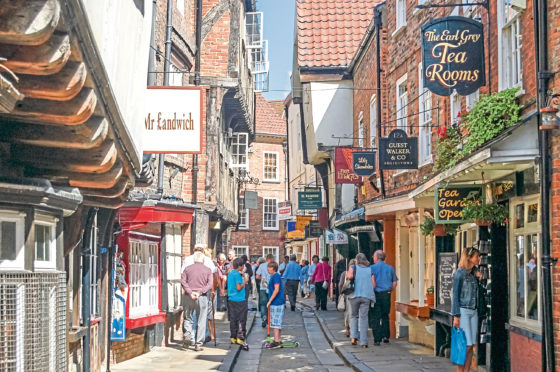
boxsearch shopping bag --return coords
[341,277,354,295]
[337,295,346,312]
[450,327,467,366]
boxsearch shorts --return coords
[269,305,284,329]
[459,307,478,346]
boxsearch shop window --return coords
[231,133,249,168]
[239,196,249,229]
[129,239,160,318]
[0,212,25,271]
[509,196,541,331]
[263,246,279,263]
[232,246,249,259]
[263,152,279,182]
[498,0,523,90]
[165,224,184,311]
[263,197,278,230]
[418,63,432,164]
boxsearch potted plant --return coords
[462,201,508,226]
[426,286,435,307]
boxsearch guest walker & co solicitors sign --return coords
[421,16,485,96]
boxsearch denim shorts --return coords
[460,307,478,346]
[270,305,284,329]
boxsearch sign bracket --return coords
[416,0,488,9]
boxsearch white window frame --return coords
[498,0,523,91]
[239,196,249,230]
[395,0,407,32]
[357,111,364,148]
[418,63,433,165]
[232,245,249,259]
[450,91,461,126]
[231,132,249,168]
[369,95,377,148]
[165,224,183,311]
[176,0,185,16]
[129,239,160,318]
[466,89,480,110]
[263,151,279,182]
[33,216,57,271]
[0,211,25,271]
[263,246,279,263]
[90,218,99,317]
[396,74,408,131]
[263,197,279,231]
[509,195,541,333]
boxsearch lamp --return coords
[540,106,560,130]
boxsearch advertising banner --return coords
[287,221,305,239]
[379,129,418,169]
[143,87,203,153]
[421,16,485,96]
[326,228,349,245]
[335,147,361,184]
[278,201,292,220]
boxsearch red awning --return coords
[118,204,194,225]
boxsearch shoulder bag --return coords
[321,263,329,289]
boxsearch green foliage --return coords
[426,286,435,294]
[444,223,461,236]
[434,88,522,172]
[419,216,436,236]
[461,201,508,225]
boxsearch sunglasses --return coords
[466,246,480,256]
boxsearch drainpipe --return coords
[82,208,98,372]
[534,0,555,367]
[374,6,385,198]
[148,0,158,86]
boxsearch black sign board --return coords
[298,190,322,210]
[379,129,418,169]
[352,151,376,176]
[306,221,323,238]
[437,252,458,313]
[421,16,485,96]
[435,185,482,223]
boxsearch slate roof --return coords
[255,93,286,136]
[297,0,379,68]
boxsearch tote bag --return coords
[321,263,329,289]
[450,327,467,366]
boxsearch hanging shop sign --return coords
[296,215,312,231]
[421,16,485,96]
[298,189,322,210]
[352,151,376,176]
[435,185,482,223]
[326,228,349,245]
[335,147,361,184]
[287,221,305,239]
[143,87,203,153]
[379,129,418,169]
[244,191,258,209]
[306,221,323,238]
[278,201,292,220]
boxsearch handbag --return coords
[337,295,346,312]
[321,263,329,289]
[341,265,355,295]
[450,327,467,366]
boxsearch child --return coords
[266,261,286,348]
[227,257,249,348]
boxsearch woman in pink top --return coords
[311,256,332,310]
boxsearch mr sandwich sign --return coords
[143,87,203,153]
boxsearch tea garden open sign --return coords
[435,185,482,224]
[421,16,485,96]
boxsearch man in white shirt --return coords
[255,254,274,328]
[182,244,217,274]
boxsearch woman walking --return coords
[311,256,331,310]
[300,260,309,298]
[338,258,356,338]
[346,253,376,348]
[451,247,481,372]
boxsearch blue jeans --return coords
[259,289,269,322]
[459,307,478,346]
[350,297,371,346]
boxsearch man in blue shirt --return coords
[370,250,398,345]
[282,254,302,311]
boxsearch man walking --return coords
[181,250,213,351]
[370,250,398,345]
[283,254,302,311]
[256,254,274,327]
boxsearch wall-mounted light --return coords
[540,106,559,130]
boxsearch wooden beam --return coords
[12,138,118,173]
[80,177,129,199]
[2,116,108,149]
[82,193,128,210]
[0,0,60,46]
[0,33,71,75]
[0,75,24,113]
[11,87,96,125]
[67,160,123,189]
[17,61,86,101]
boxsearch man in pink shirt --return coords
[311,256,331,310]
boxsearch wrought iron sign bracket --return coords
[416,0,488,10]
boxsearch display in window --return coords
[111,250,127,341]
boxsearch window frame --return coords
[369,95,377,148]
[263,197,279,231]
[263,151,279,182]
[231,132,249,169]
[418,63,433,165]
[128,238,160,318]
[396,74,408,131]
[0,211,25,271]
[263,246,279,263]
[498,0,523,91]
[509,195,541,333]
[357,111,364,148]
[450,91,461,126]
[165,224,184,311]
[396,0,407,31]
[232,245,249,259]
[238,196,249,230]
[33,216,58,271]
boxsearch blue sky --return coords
[257,0,295,101]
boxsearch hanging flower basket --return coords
[433,224,446,237]
[462,201,509,226]
[473,219,491,227]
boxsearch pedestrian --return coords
[370,250,398,345]
[227,257,249,348]
[216,253,228,311]
[311,256,331,310]
[266,261,285,349]
[241,255,254,303]
[300,260,309,298]
[256,254,274,327]
[204,247,220,344]
[283,254,302,311]
[181,249,213,351]
[333,258,347,305]
[338,258,356,338]
[346,253,376,348]
[251,259,259,300]
[452,247,481,372]
[308,255,319,296]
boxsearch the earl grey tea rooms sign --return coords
[421,16,485,96]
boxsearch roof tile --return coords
[255,93,286,136]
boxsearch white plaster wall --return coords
[81,0,152,164]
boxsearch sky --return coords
[257,0,296,101]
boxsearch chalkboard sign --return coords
[435,185,482,224]
[437,252,458,313]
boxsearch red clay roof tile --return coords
[255,93,286,136]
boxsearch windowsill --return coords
[34,263,57,271]
[419,156,434,168]
[396,300,431,320]
[263,228,279,232]
[505,322,542,341]
[392,24,406,38]
[126,312,166,329]
[262,180,280,184]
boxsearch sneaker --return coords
[204,336,212,344]
[262,320,267,328]
[231,338,237,344]
[374,341,381,346]
[194,345,203,352]
[383,338,390,343]
[269,341,282,349]
[183,339,191,348]
[236,338,246,345]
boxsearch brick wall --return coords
[509,331,541,372]
[110,331,145,364]
[200,0,231,77]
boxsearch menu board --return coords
[437,252,458,313]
